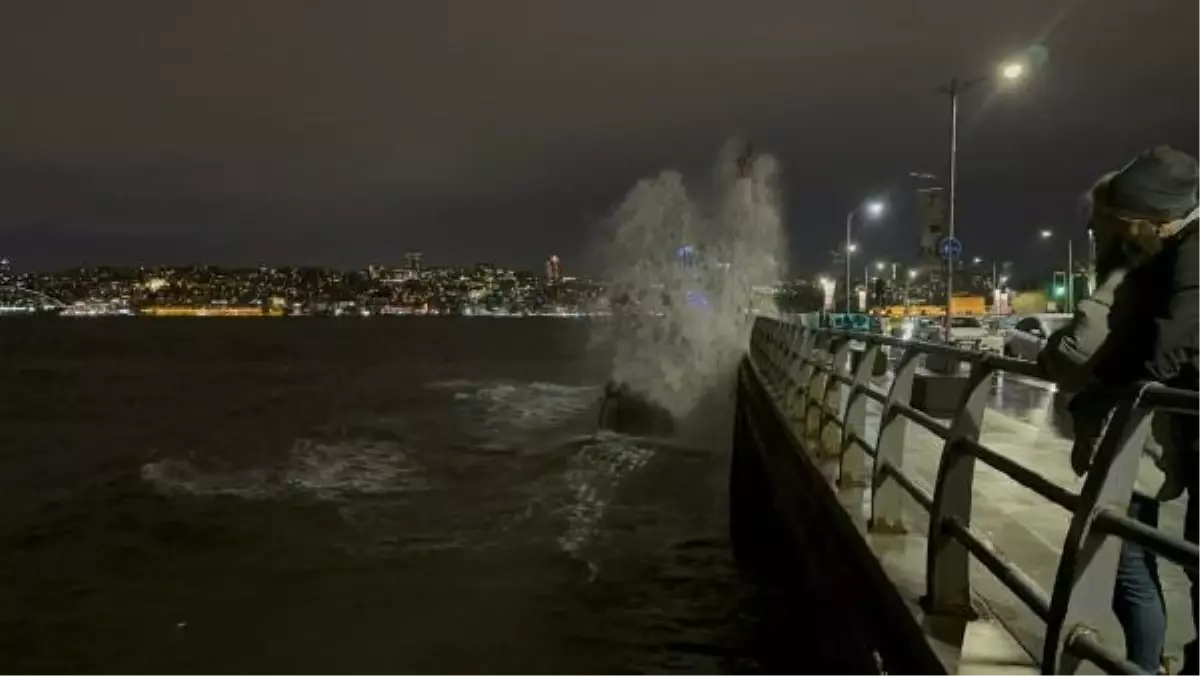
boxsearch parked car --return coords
[914,315,988,349]
[1003,313,1073,361]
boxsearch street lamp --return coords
[938,56,1029,330]
[904,268,919,316]
[1001,62,1026,80]
[844,199,885,313]
[1040,229,1074,313]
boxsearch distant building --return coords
[546,255,562,284]
[404,251,423,277]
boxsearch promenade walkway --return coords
[823,367,1191,674]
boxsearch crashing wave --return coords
[595,139,787,423]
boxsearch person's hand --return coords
[1070,438,1094,476]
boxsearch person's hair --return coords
[1087,172,1169,275]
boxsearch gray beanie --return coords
[1105,145,1198,221]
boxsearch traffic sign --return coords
[938,236,962,261]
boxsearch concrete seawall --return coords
[730,356,946,674]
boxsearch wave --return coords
[428,379,601,445]
[555,431,655,574]
[140,437,425,500]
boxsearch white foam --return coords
[594,139,787,423]
[556,432,655,565]
[141,438,424,500]
[430,379,601,437]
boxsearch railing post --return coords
[871,346,921,533]
[1043,393,1152,674]
[839,340,880,489]
[786,330,817,426]
[922,356,993,618]
[819,338,854,460]
[803,333,832,447]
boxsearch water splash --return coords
[597,139,787,421]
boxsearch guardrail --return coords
[747,315,1198,675]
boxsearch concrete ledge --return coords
[958,621,1041,675]
[732,358,947,674]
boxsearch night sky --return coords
[1,0,1196,275]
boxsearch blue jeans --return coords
[1113,495,1166,673]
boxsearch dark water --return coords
[0,318,782,674]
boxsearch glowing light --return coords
[1001,62,1025,80]
[685,290,709,308]
[1041,230,1053,239]
[865,201,885,218]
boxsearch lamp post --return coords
[844,200,884,313]
[1041,229,1074,313]
[905,268,918,317]
[864,265,871,311]
[938,58,1028,331]
[971,256,999,309]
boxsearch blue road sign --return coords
[938,236,962,261]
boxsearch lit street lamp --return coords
[938,55,1030,328]
[1040,229,1074,313]
[905,268,918,316]
[844,200,885,313]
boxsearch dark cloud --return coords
[0,0,1195,272]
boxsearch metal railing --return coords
[746,316,1198,675]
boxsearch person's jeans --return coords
[1182,440,1198,675]
[1113,494,1166,673]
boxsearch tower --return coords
[403,251,423,280]
[546,255,561,284]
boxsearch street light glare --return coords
[847,243,858,253]
[1041,229,1053,239]
[1001,62,1025,81]
[908,270,918,279]
[972,256,983,264]
[865,201,885,218]
[875,261,885,271]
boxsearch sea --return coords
[0,317,822,674]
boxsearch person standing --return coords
[1040,146,1198,673]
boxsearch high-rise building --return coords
[404,251,423,275]
[0,258,9,285]
[546,255,562,284]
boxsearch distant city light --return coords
[875,261,886,271]
[685,289,709,308]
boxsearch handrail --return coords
[745,316,1198,675]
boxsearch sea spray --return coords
[596,139,787,422]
